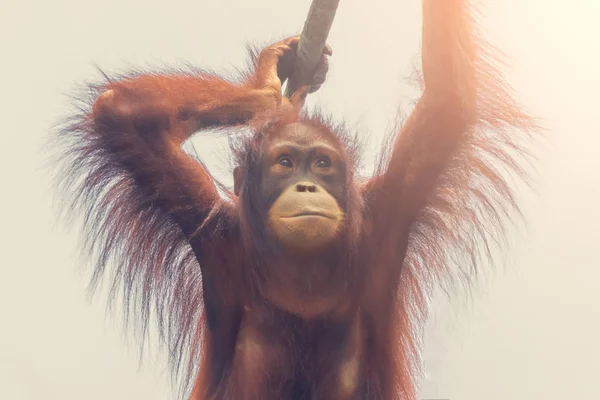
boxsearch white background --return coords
[1,0,599,399]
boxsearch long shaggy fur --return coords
[376,2,539,398]
[51,76,209,394]
[50,1,538,399]
[50,70,364,398]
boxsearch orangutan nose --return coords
[296,183,317,193]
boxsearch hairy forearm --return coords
[409,0,477,141]
[362,1,535,324]
[91,72,278,144]
[378,0,479,212]
[421,0,476,106]
[375,0,533,225]
[85,73,264,236]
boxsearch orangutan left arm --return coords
[368,0,533,237]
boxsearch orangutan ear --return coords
[233,166,243,197]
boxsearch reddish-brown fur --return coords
[52,1,537,399]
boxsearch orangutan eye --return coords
[277,156,293,168]
[315,157,331,169]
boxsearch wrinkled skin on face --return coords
[259,123,347,255]
[230,122,355,317]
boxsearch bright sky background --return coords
[1,0,599,399]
